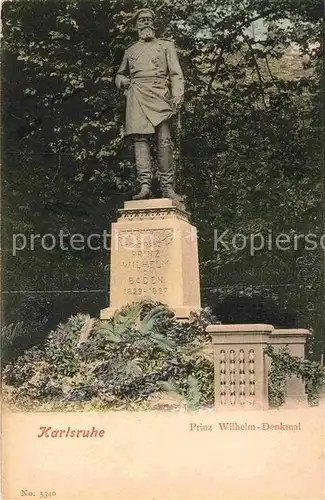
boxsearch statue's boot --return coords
[158,142,184,202]
[162,185,184,202]
[132,137,152,200]
[132,185,151,200]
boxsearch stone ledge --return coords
[206,324,274,334]
[124,198,182,209]
[270,328,311,346]
[271,328,311,336]
[117,198,189,223]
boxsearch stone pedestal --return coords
[100,199,201,320]
[207,324,272,410]
[270,328,311,406]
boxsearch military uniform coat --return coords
[115,38,184,135]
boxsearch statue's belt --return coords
[130,76,169,84]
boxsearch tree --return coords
[2,0,323,355]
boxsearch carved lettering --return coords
[128,276,165,285]
[116,229,173,302]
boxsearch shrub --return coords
[2,300,214,411]
[1,319,48,364]
[266,345,325,407]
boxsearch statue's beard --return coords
[138,27,155,41]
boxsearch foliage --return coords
[265,344,325,407]
[1,0,323,355]
[158,374,203,410]
[4,300,325,411]
[45,313,88,376]
[2,301,214,411]
[1,319,49,364]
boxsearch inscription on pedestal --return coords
[101,199,201,319]
[113,228,174,304]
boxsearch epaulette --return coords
[125,40,138,50]
[158,38,174,43]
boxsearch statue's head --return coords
[134,8,156,41]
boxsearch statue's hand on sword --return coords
[171,95,184,114]
[117,76,131,92]
[121,77,131,89]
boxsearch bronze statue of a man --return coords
[115,8,184,201]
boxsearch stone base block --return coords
[100,198,201,321]
[207,324,272,410]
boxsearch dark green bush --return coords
[266,345,325,407]
[2,301,214,411]
[1,320,48,364]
